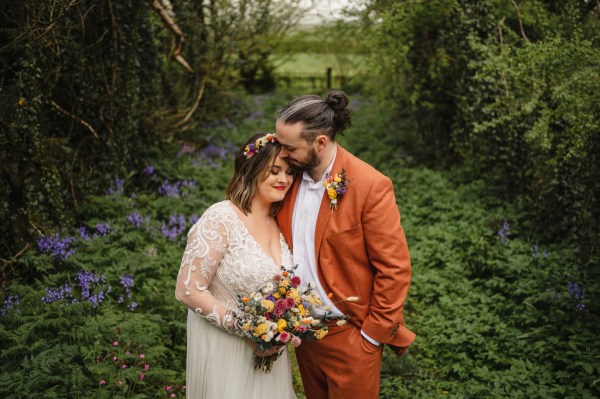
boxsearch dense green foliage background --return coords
[363,0,600,254]
[1,0,598,397]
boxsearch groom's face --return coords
[275,120,320,173]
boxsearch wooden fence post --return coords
[326,67,332,90]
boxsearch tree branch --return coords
[171,70,210,129]
[509,0,530,42]
[49,100,99,139]
[149,0,195,74]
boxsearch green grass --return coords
[271,52,366,76]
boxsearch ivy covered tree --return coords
[0,0,306,271]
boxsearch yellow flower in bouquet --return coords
[277,319,287,333]
[314,329,328,340]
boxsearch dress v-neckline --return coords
[226,201,284,269]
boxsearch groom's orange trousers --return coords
[295,321,383,399]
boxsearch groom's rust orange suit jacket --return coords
[277,145,416,350]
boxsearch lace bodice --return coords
[175,200,293,333]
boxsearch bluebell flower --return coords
[142,165,156,176]
[531,243,539,257]
[159,212,187,241]
[120,274,135,300]
[567,282,586,312]
[158,180,181,197]
[127,211,145,228]
[1,294,20,316]
[42,283,74,304]
[37,234,76,260]
[497,220,510,245]
[79,226,91,241]
[567,282,585,300]
[95,222,112,237]
[189,214,200,225]
[107,177,125,196]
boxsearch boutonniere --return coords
[324,168,352,211]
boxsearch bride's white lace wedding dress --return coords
[175,200,296,399]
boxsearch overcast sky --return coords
[299,0,358,23]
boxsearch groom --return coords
[275,91,415,399]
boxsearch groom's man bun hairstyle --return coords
[276,90,352,142]
[226,132,284,217]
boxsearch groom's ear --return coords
[315,134,329,151]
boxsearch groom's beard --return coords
[289,147,320,174]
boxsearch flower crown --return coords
[244,133,278,159]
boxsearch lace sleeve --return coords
[175,207,242,335]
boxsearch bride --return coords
[175,132,297,398]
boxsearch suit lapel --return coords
[314,144,347,260]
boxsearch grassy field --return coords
[271,52,366,76]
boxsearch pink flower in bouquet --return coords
[277,331,291,343]
[291,335,301,347]
[296,325,307,333]
[274,299,287,315]
[291,276,301,288]
[286,297,295,309]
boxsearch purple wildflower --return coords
[189,214,200,225]
[1,295,20,316]
[497,220,510,245]
[126,211,145,228]
[158,180,180,197]
[531,243,539,257]
[75,271,106,307]
[37,234,76,260]
[159,212,187,241]
[142,165,156,176]
[42,283,75,304]
[79,226,91,241]
[95,222,112,237]
[120,274,135,299]
[88,291,106,308]
[107,177,125,196]
[567,282,585,300]
[567,282,586,312]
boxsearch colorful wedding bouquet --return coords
[237,265,348,372]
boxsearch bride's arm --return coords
[175,210,241,334]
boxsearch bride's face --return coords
[255,156,294,204]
